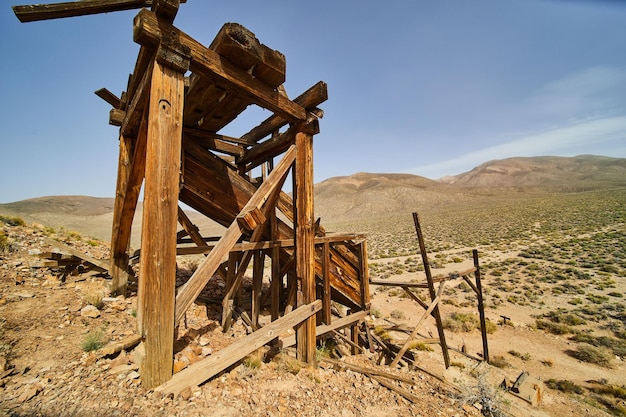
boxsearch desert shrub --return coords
[569,344,613,368]
[81,329,106,352]
[455,372,508,417]
[0,231,9,253]
[369,307,382,318]
[84,292,104,310]
[0,215,25,226]
[587,294,610,305]
[535,319,572,335]
[488,355,509,369]
[390,309,405,320]
[508,350,531,361]
[589,383,626,400]
[545,379,584,394]
[407,341,433,351]
[444,312,479,333]
[570,333,626,357]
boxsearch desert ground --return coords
[0,157,625,416]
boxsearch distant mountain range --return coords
[1,155,624,242]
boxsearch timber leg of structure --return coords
[136,41,189,389]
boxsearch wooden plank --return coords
[43,237,108,272]
[94,88,121,108]
[110,114,148,296]
[177,206,207,248]
[136,55,185,389]
[240,120,319,171]
[122,52,156,136]
[294,131,316,364]
[322,242,331,325]
[241,81,328,144]
[133,9,306,123]
[156,300,321,396]
[251,251,264,328]
[183,130,244,158]
[13,0,149,22]
[98,334,141,357]
[281,311,367,348]
[390,282,444,367]
[174,145,296,324]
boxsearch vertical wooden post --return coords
[412,212,450,368]
[252,250,264,328]
[294,131,316,364]
[110,133,133,296]
[110,115,149,297]
[358,241,370,308]
[137,41,188,388]
[322,242,332,325]
[474,249,489,363]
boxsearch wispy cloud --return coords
[525,66,626,122]
[410,115,626,179]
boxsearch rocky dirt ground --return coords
[2,219,622,417]
[0,221,485,417]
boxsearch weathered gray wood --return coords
[43,237,109,272]
[156,300,321,396]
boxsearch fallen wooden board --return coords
[43,237,109,272]
[98,334,142,358]
[156,300,321,396]
[281,310,367,348]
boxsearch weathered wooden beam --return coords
[241,81,328,144]
[133,9,306,122]
[12,0,186,22]
[174,145,296,324]
[280,310,367,348]
[413,212,450,368]
[177,206,207,248]
[109,114,148,295]
[474,249,489,363]
[14,0,148,22]
[95,88,121,109]
[156,300,321,397]
[294,131,316,364]
[121,56,155,136]
[390,282,444,367]
[43,237,109,272]
[183,130,245,157]
[136,49,186,388]
[240,120,319,171]
[209,22,285,87]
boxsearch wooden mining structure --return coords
[13,0,371,391]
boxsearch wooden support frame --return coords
[15,4,373,389]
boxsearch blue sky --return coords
[1,0,626,203]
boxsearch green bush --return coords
[0,215,25,226]
[545,379,584,394]
[81,329,106,352]
[443,312,480,333]
[570,344,613,368]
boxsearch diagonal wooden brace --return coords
[174,145,296,324]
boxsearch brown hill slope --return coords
[440,155,626,190]
[2,155,625,237]
[314,172,472,221]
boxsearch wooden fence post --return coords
[474,249,489,362]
